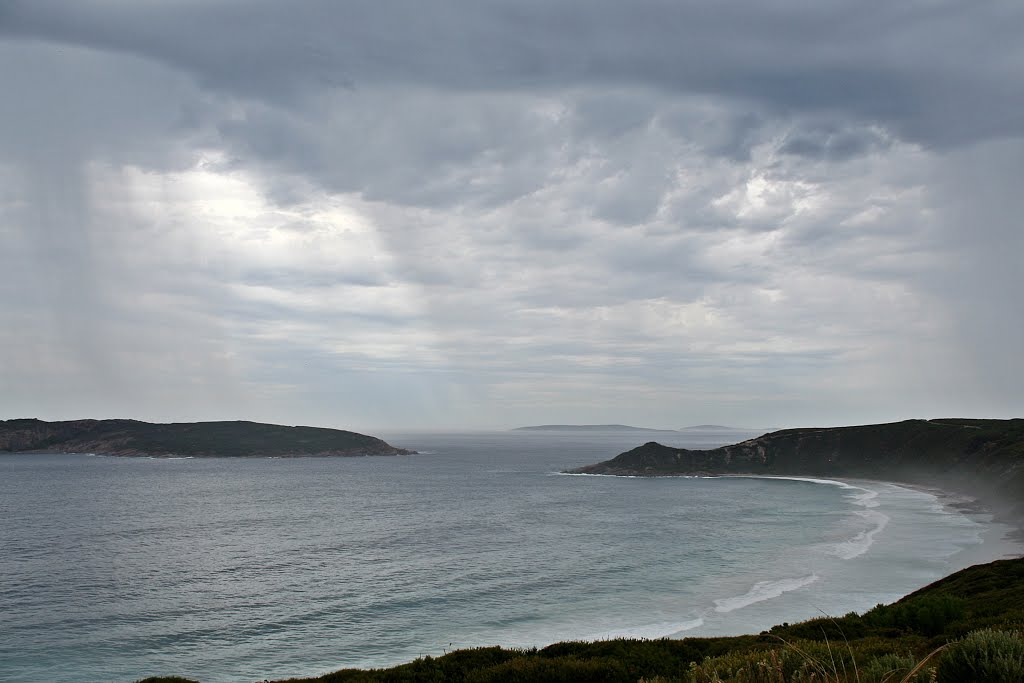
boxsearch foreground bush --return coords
[937,629,1024,683]
[686,642,937,683]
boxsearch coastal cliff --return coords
[569,418,1024,515]
[0,418,413,457]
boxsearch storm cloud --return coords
[2,1,1021,430]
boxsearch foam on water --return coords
[587,616,707,641]
[555,472,702,478]
[713,574,820,613]
[832,509,891,559]
[737,476,891,559]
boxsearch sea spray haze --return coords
[2,428,1017,683]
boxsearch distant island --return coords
[679,424,749,431]
[513,424,679,432]
[569,418,1024,522]
[515,424,762,433]
[0,418,414,458]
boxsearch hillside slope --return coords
[0,418,413,457]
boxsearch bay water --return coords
[1,428,1018,683]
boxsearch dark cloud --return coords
[778,123,890,162]
[5,1,1022,149]
[656,106,767,163]
[0,41,210,170]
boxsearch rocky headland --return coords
[0,418,414,458]
[569,418,1024,522]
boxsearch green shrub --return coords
[937,629,1024,683]
[686,642,855,683]
[858,652,933,683]
[464,654,630,682]
[864,594,966,636]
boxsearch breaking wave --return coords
[737,476,890,559]
[714,574,820,613]
[832,509,891,559]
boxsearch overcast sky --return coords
[1,1,1022,432]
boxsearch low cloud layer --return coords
[2,2,1022,430]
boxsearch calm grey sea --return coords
[0,429,1016,683]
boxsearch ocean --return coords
[0,428,1018,683]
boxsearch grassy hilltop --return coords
[0,418,413,457]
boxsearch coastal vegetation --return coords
[0,418,412,457]
[135,557,1024,682]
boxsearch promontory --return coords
[0,418,414,457]
[569,418,1024,518]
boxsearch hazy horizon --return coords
[6,414,1012,439]
[3,2,1022,433]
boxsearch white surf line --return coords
[833,509,890,559]
[560,471,893,559]
[729,475,890,560]
[553,471,704,478]
[585,616,709,641]
[593,573,823,640]
[713,573,821,613]
[561,472,901,571]
[553,472,883,638]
